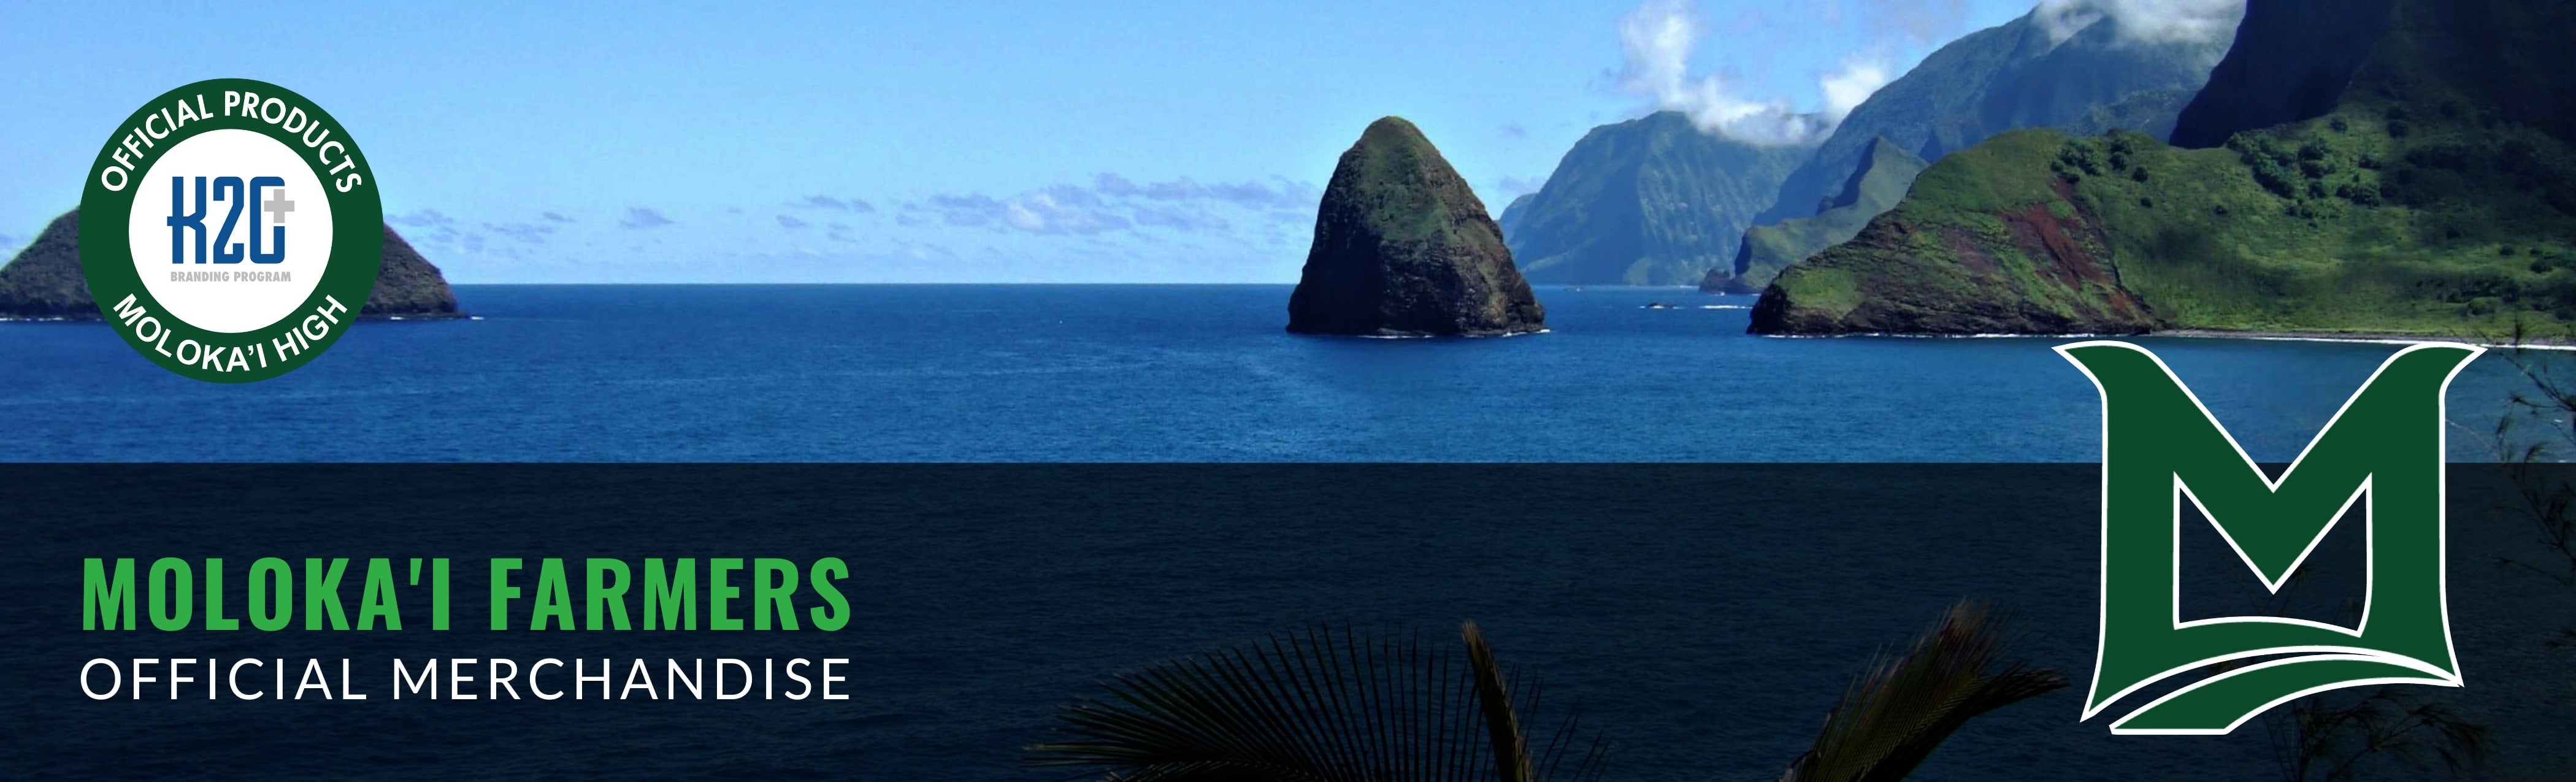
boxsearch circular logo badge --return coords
[80,79,380,382]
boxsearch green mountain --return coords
[1708,2,2236,295]
[1752,4,2239,234]
[0,213,90,318]
[1497,192,1536,241]
[1286,117,1543,336]
[1509,3,2229,288]
[1705,137,1927,293]
[1503,111,1809,286]
[2168,0,2399,148]
[1750,0,2576,336]
[0,209,465,320]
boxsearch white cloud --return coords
[1614,0,1867,145]
[1003,199,1050,232]
[789,195,876,213]
[928,186,1130,236]
[1611,0,2234,145]
[1133,204,1230,232]
[910,172,1319,247]
[1819,58,1891,122]
[1093,174,1314,212]
[485,222,557,243]
[619,207,675,229]
[391,209,454,228]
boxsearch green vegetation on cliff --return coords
[1504,111,1807,286]
[0,212,90,318]
[2169,0,2398,149]
[1714,4,2231,296]
[1754,0,2576,336]
[1750,129,2160,334]
[1286,117,1543,337]
[1756,104,2576,334]
[1708,137,1926,293]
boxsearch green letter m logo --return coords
[2058,341,2481,735]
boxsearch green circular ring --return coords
[78,78,381,383]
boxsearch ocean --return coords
[4,287,2572,780]
[0,284,2546,462]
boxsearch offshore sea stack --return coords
[0,210,464,320]
[1287,117,1544,337]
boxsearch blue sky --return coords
[0,0,2038,283]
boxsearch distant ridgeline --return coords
[1709,3,2233,293]
[1715,137,1927,294]
[1501,1,2234,288]
[1750,0,2576,336]
[1501,112,1807,286]
[0,209,463,321]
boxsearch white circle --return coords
[128,128,334,334]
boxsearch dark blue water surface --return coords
[5,287,2572,781]
[0,285,2543,462]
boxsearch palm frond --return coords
[1780,600,2067,782]
[1026,623,1608,782]
[2269,684,2489,781]
[1463,621,1533,782]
